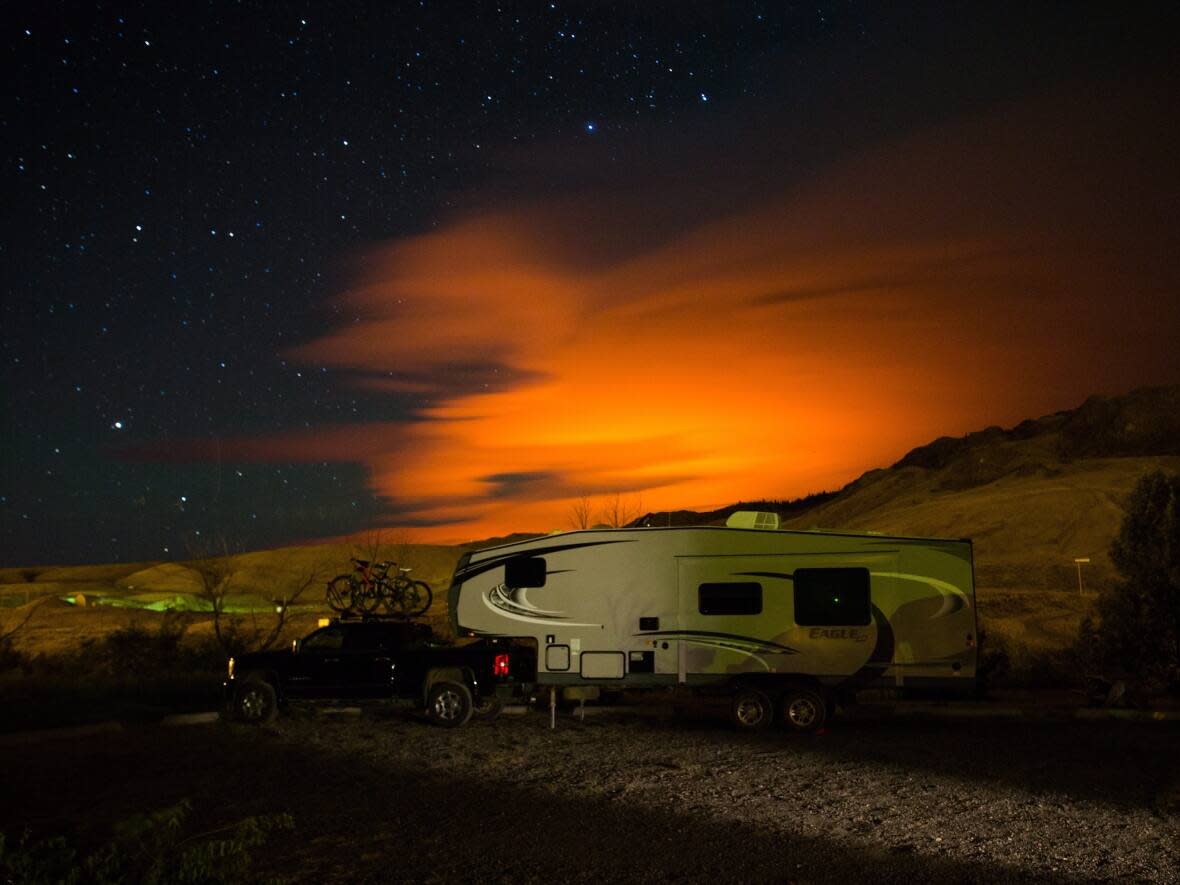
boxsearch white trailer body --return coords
[448,526,978,699]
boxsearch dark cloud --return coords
[480,471,562,500]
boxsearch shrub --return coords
[0,800,293,885]
[1088,470,1180,690]
[0,636,28,674]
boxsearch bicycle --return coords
[326,558,391,615]
[378,566,433,618]
[325,559,432,618]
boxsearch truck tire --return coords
[426,681,473,728]
[781,686,827,733]
[471,695,503,720]
[234,677,278,724]
[731,687,774,731]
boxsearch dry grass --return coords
[7,456,1178,664]
[784,456,1180,592]
[0,542,467,658]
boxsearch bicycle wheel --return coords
[380,577,412,617]
[326,575,356,612]
[353,580,382,613]
[408,580,433,616]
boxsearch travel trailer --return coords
[448,514,978,731]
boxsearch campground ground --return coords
[3,705,1177,883]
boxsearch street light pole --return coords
[1074,557,1090,595]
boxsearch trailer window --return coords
[505,556,546,588]
[793,568,871,625]
[698,582,762,615]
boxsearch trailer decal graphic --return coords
[841,604,895,688]
[483,583,604,627]
[455,539,635,583]
[636,630,799,655]
[639,631,800,672]
[869,572,968,617]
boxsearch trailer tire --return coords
[731,687,774,731]
[426,681,473,727]
[781,686,827,733]
[471,695,503,720]
[233,676,278,724]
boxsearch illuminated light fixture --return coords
[493,653,510,677]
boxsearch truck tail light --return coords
[493,653,510,677]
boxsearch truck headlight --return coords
[227,657,235,680]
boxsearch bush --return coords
[0,636,28,674]
[1088,470,1180,690]
[977,630,1082,689]
[0,800,293,885]
[0,617,228,732]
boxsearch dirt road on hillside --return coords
[3,707,1178,883]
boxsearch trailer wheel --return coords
[781,687,827,733]
[426,681,473,727]
[731,687,774,731]
[233,676,278,724]
[471,695,503,720]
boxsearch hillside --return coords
[632,386,1180,588]
[3,386,1178,658]
[0,542,467,655]
[638,386,1180,649]
[786,386,1179,587]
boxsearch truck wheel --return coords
[234,677,278,724]
[471,695,503,720]
[731,687,774,731]
[781,686,827,733]
[426,681,473,728]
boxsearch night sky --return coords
[4,3,1179,566]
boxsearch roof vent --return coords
[725,511,781,530]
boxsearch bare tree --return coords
[188,535,239,654]
[601,491,644,528]
[190,535,328,655]
[0,596,50,665]
[569,493,594,530]
[382,527,418,567]
[251,555,325,651]
[354,529,385,566]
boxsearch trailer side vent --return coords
[725,510,781,530]
[639,616,659,631]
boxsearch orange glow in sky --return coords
[216,79,1180,543]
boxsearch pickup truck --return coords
[224,619,534,727]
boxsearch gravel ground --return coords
[3,703,1178,883]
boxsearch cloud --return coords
[151,58,1180,542]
